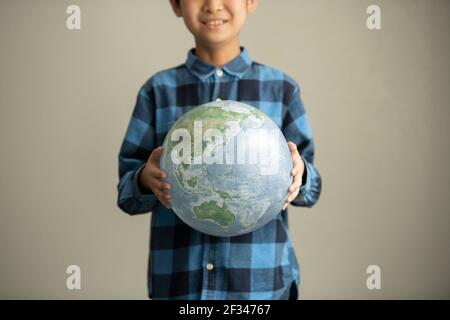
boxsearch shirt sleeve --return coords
[282,82,322,208]
[116,86,159,215]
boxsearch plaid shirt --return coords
[117,47,321,300]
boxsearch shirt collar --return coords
[185,46,253,80]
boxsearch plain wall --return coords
[0,0,449,299]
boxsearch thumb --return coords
[287,141,297,154]
[149,146,163,165]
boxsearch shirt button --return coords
[216,69,223,77]
[206,263,214,271]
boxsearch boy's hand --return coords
[283,142,305,210]
[139,146,172,209]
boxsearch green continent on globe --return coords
[193,200,235,227]
[167,105,264,192]
[216,189,231,200]
[186,176,198,188]
[165,104,265,162]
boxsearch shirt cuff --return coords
[132,164,157,202]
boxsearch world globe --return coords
[160,100,293,237]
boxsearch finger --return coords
[147,165,167,179]
[291,159,304,177]
[293,169,303,184]
[152,177,172,190]
[291,167,297,176]
[284,193,291,204]
[289,181,301,193]
[287,189,300,203]
[156,187,172,200]
[284,188,299,203]
[160,199,172,209]
[288,180,296,193]
[153,189,172,207]
[291,161,302,176]
[149,177,166,191]
[161,198,172,209]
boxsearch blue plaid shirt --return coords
[117,47,321,300]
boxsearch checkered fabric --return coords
[117,47,321,299]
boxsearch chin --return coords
[199,35,230,46]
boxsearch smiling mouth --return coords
[203,20,229,27]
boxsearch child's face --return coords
[171,0,257,49]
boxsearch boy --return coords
[117,0,321,300]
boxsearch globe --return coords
[160,100,293,237]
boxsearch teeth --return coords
[206,20,224,26]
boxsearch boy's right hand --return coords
[138,146,172,208]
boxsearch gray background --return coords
[0,0,449,299]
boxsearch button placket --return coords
[211,69,223,101]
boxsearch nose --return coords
[202,0,223,13]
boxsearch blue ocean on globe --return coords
[160,100,293,237]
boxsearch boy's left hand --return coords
[283,141,305,210]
